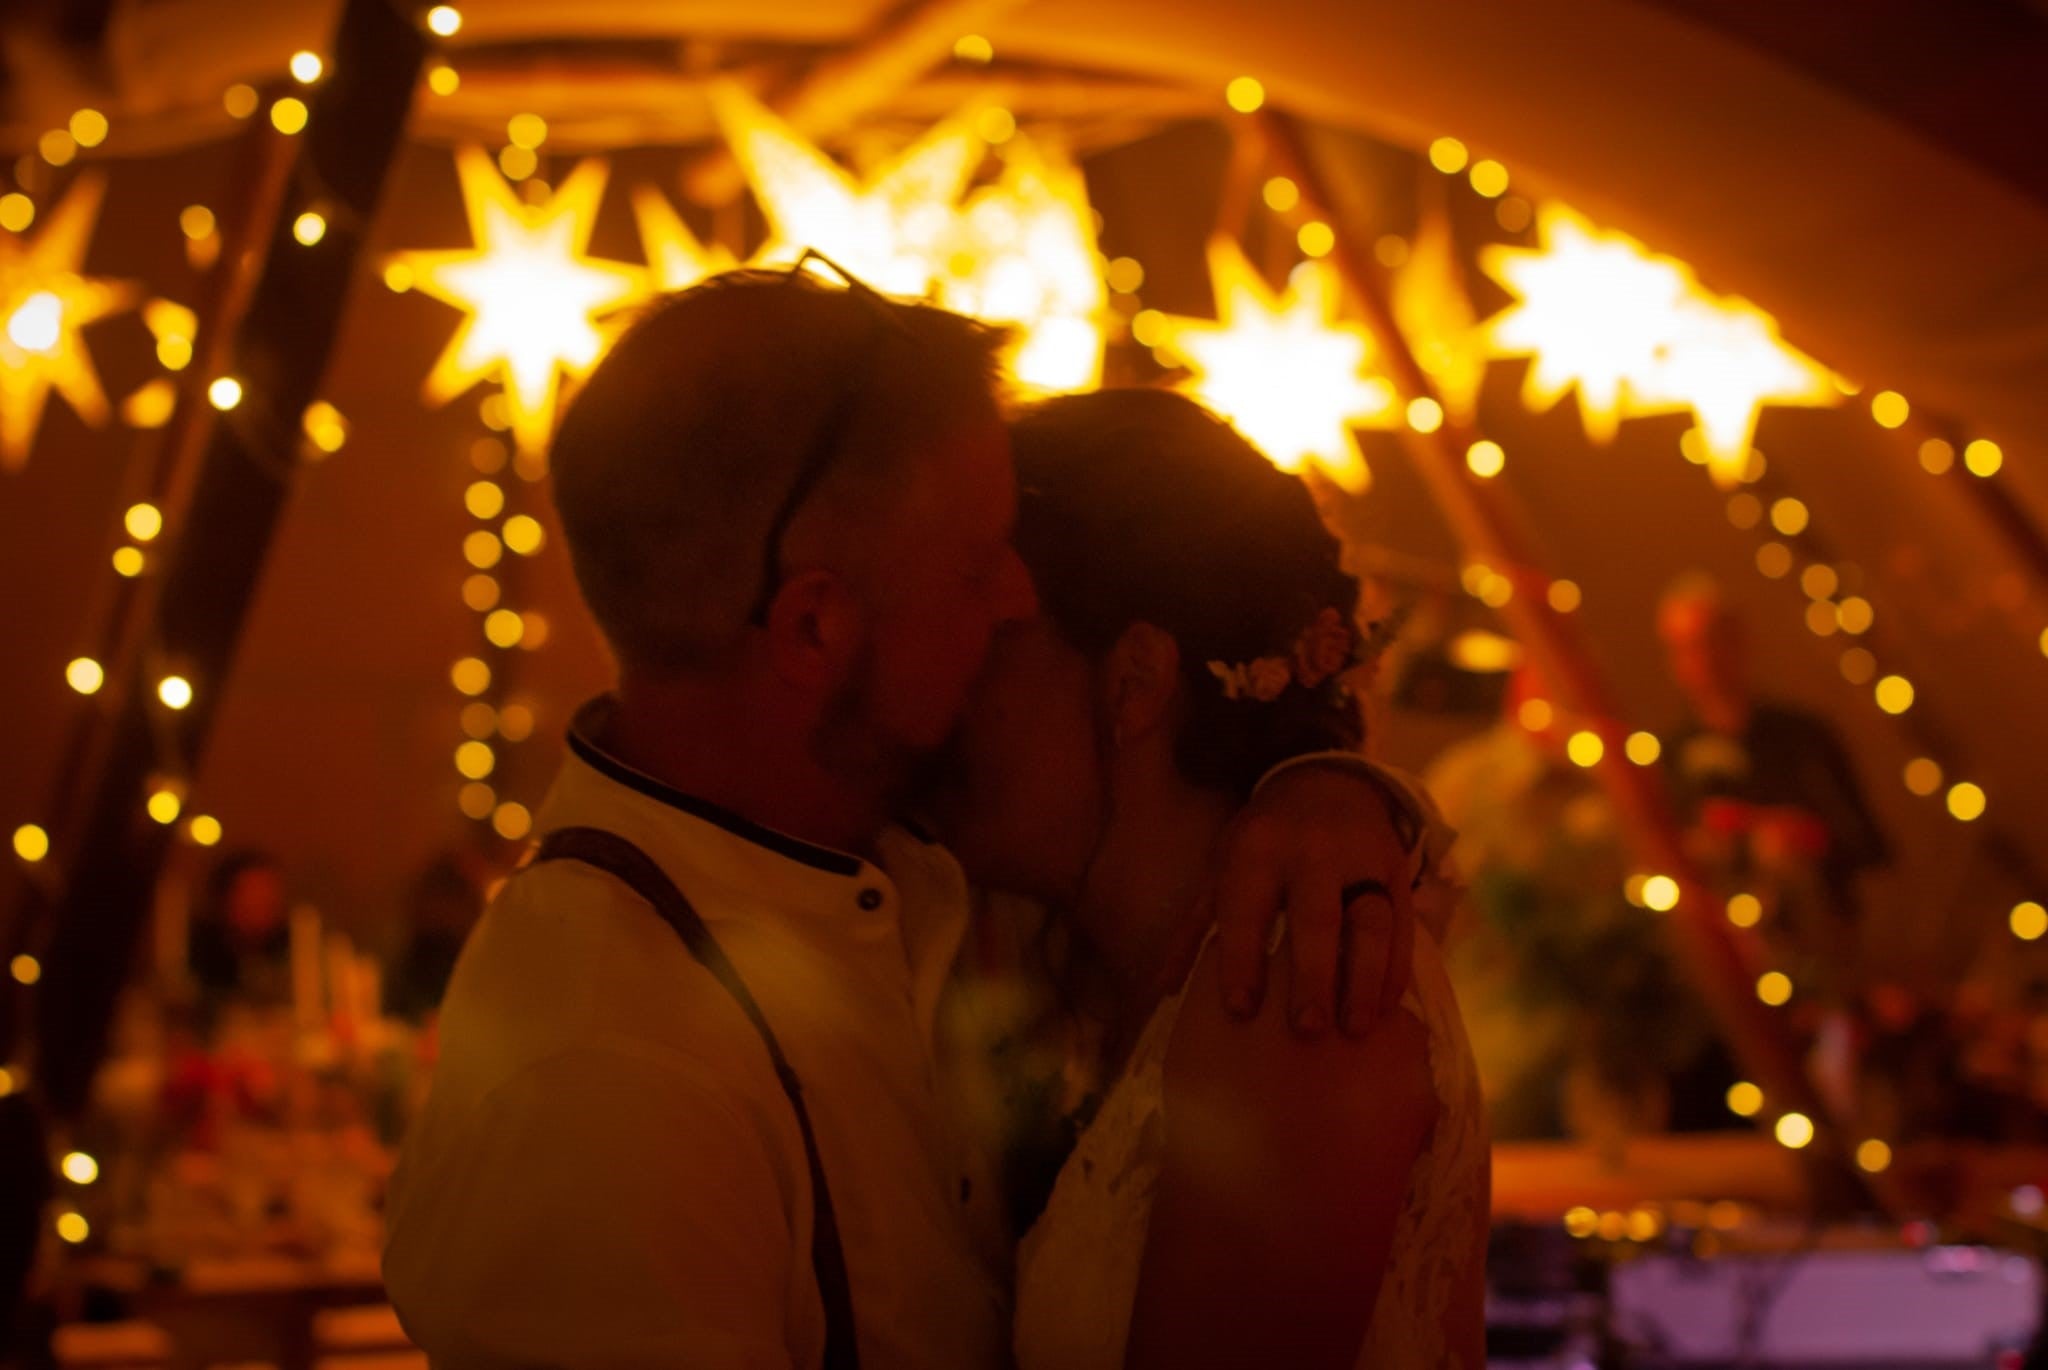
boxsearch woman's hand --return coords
[1205,759,1422,1038]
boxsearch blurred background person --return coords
[186,850,291,1024]
[1657,573,1890,1007]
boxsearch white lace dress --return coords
[1012,776,1489,1368]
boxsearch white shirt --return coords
[384,700,1010,1370]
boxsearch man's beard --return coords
[808,640,943,821]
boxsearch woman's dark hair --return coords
[1009,389,1362,799]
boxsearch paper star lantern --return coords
[1393,210,1485,425]
[1635,298,1839,487]
[712,85,982,297]
[394,149,648,453]
[1479,203,1692,443]
[1481,203,1835,467]
[1152,237,1399,492]
[630,186,737,292]
[939,136,1105,392]
[0,174,139,468]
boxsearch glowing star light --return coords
[1635,297,1839,485]
[1481,203,1835,475]
[1,174,139,468]
[1480,203,1692,443]
[1152,237,1399,492]
[713,85,983,297]
[630,186,737,292]
[394,149,648,452]
[939,136,1105,392]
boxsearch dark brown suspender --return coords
[530,826,861,1370]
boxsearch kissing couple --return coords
[385,259,1487,1369]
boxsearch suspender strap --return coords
[531,826,861,1370]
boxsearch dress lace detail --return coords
[1013,931,1488,1370]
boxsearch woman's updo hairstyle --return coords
[1009,389,1363,800]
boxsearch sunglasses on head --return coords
[744,248,920,626]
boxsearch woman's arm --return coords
[1124,942,1436,1370]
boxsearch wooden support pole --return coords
[1258,112,1888,1207]
[0,0,426,1336]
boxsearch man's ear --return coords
[1106,621,1182,744]
[762,569,864,691]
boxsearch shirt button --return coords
[857,887,884,911]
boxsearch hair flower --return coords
[1293,606,1354,688]
[1208,657,1291,702]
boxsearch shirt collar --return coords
[563,697,866,878]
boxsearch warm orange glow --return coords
[1641,875,1680,912]
[714,86,981,298]
[1903,758,1943,796]
[1726,893,1762,927]
[1,174,138,467]
[1566,731,1604,768]
[1465,441,1505,478]
[1624,731,1661,766]
[270,98,309,135]
[1726,1081,1763,1117]
[396,149,649,453]
[1150,239,1398,492]
[451,657,491,696]
[630,187,737,292]
[1756,971,1793,1006]
[1225,77,1265,113]
[934,135,1107,391]
[1856,1139,1891,1174]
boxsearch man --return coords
[384,267,1421,1369]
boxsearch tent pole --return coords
[1259,111,1896,1214]
[0,0,427,1338]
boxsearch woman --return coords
[941,390,1487,1368]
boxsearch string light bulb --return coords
[270,98,309,136]
[65,657,104,694]
[1641,875,1680,912]
[2010,901,2047,942]
[207,377,242,410]
[290,51,323,83]
[157,675,193,709]
[12,825,50,862]
[426,5,462,36]
[1224,77,1265,113]
[1774,1112,1815,1149]
[293,211,327,246]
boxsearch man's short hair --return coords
[550,270,1009,673]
